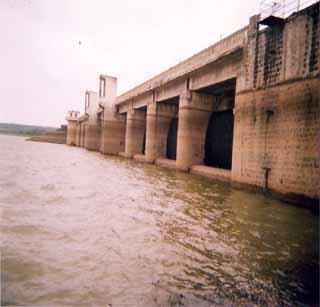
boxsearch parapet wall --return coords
[116,27,248,104]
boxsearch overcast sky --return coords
[0,0,258,127]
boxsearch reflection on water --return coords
[0,135,318,306]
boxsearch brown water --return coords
[1,135,319,306]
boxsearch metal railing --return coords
[259,0,319,20]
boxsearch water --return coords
[1,135,318,306]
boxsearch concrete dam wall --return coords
[66,2,320,209]
[28,126,67,144]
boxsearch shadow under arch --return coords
[166,117,178,160]
[142,126,146,155]
[204,110,234,169]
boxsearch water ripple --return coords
[1,135,318,306]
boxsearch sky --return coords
[0,0,259,127]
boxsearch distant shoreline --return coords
[0,132,34,137]
[0,123,57,138]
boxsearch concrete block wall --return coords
[252,3,319,89]
[232,2,320,205]
[233,78,319,203]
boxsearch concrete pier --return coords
[66,111,79,146]
[100,116,126,155]
[99,75,126,155]
[176,91,213,171]
[123,109,146,158]
[83,91,99,151]
[145,102,178,163]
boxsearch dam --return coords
[66,2,319,209]
[2,2,319,306]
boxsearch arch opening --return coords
[166,117,178,160]
[97,113,102,150]
[142,126,146,155]
[204,110,234,169]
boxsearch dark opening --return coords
[142,126,146,155]
[82,126,86,146]
[97,117,102,148]
[166,117,178,160]
[205,110,234,169]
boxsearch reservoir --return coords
[1,135,318,306]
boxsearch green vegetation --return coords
[0,123,56,137]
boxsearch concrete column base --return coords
[176,91,213,171]
[75,124,81,147]
[84,124,100,151]
[190,165,231,182]
[133,154,147,162]
[80,124,86,148]
[155,158,177,170]
[66,121,77,146]
[100,118,126,155]
[119,151,131,158]
[124,109,146,157]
